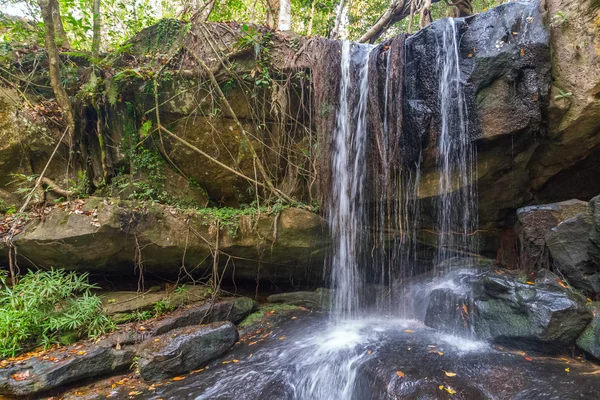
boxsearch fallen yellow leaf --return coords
[444,386,457,395]
[172,376,186,381]
[443,370,457,377]
[526,281,535,285]
[404,329,414,333]
[396,371,405,377]
[233,359,239,363]
[565,368,570,372]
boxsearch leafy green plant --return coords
[153,299,175,316]
[555,89,573,100]
[550,11,567,27]
[0,269,115,358]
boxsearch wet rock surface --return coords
[106,315,600,400]
[0,345,135,396]
[576,302,600,359]
[152,297,256,336]
[137,322,238,382]
[267,288,331,310]
[424,269,592,350]
[405,0,552,228]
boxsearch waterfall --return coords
[328,40,372,320]
[433,18,478,271]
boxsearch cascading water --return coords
[327,40,372,320]
[434,18,478,270]
[138,17,485,400]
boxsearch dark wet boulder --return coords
[0,345,135,396]
[515,199,589,271]
[546,213,600,295]
[576,302,600,359]
[152,297,256,336]
[267,288,331,310]
[589,195,600,265]
[424,269,592,350]
[137,321,238,382]
[577,302,600,359]
[404,1,553,228]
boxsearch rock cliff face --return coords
[1,0,599,279]
[7,198,327,282]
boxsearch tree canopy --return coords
[0,0,505,51]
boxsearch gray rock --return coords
[516,199,589,271]
[589,195,600,265]
[576,302,600,359]
[0,345,135,396]
[152,297,256,336]
[267,288,331,310]
[138,321,238,382]
[424,269,592,350]
[7,198,327,283]
[404,0,553,227]
[546,213,600,295]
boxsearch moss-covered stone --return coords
[9,197,328,283]
[239,304,301,328]
[576,302,600,359]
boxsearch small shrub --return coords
[0,269,115,358]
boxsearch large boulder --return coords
[4,198,327,283]
[546,213,600,294]
[0,87,68,209]
[137,321,238,382]
[516,199,590,271]
[404,0,600,243]
[405,0,551,228]
[424,268,592,350]
[267,288,331,310]
[576,302,600,359]
[0,344,135,396]
[152,297,256,336]
[536,0,600,200]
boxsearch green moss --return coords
[239,304,300,328]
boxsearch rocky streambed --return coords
[49,314,600,400]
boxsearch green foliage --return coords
[0,269,115,358]
[239,304,300,328]
[196,199,317,236]
[0,199,16,215]
[555,89,573,100]
[238,27,274,90]
[153,299,175,316]
[550,11,567,27]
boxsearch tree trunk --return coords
[39,0,75,135]
[278,0,291,31]
[92,0,101,58]
[358,0,442,43]
[266,0,280,28]
[50,0,70,48]
[330,0,347,39]
[307,1,315,36]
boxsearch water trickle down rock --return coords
[424,268,592,350]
